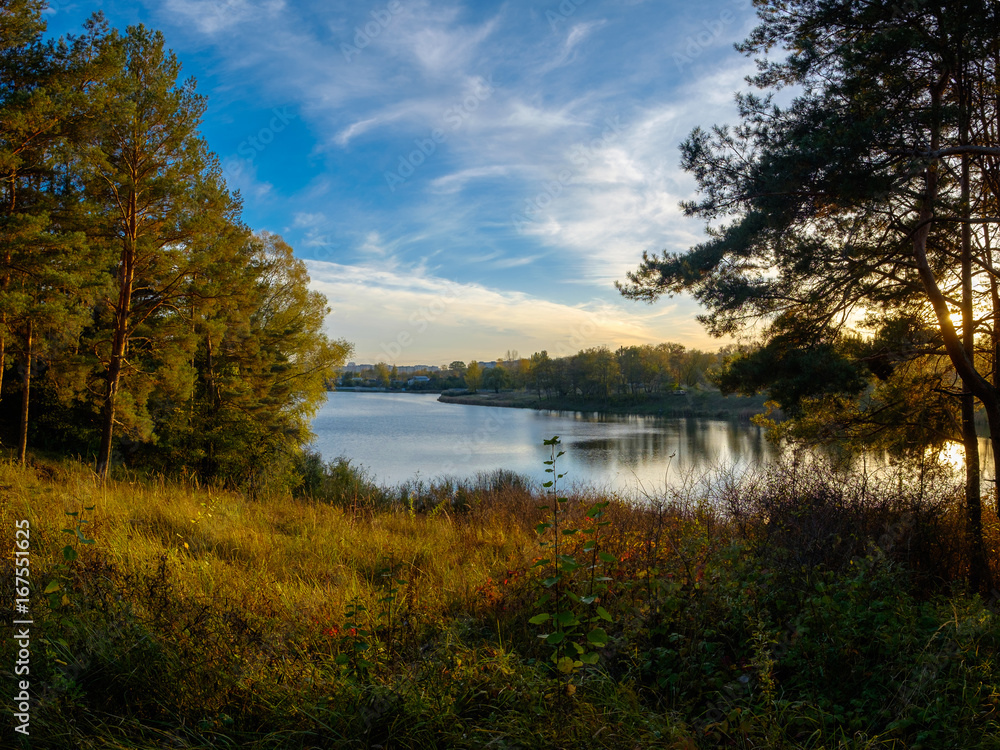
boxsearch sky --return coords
[43,0,760,366]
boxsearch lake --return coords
[309,391,781,495]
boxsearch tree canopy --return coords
[0,7,352,488]
[618,0,1000,587]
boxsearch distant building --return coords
[407,375,431,386]
[339,363,441,374]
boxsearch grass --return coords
[1,453,999,749]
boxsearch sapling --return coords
[529,437,612,682]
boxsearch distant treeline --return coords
[341,343,730,399]
[1,9,351,488]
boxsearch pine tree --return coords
[83,25,236,478]
[0,5,108,461]
[618,0,1000,587]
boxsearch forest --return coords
[344,344,724,397]
[0,6,350,491]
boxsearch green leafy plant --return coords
[376,561,408,650]
[40,504,96,672]
[332,563,408,682]
[44,504,96,611]
[334,598,375,682]
[529,437,613,680]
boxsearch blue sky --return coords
[45,0,758,365]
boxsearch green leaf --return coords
[44,581,61,594]
[556,611,578,626]
[529,613,551,625]
[546,632,566,645]
[557,656,576,674]
[587,628,609,645]
[543,577,561,587]
[335,654,349,665]
[598,552,617,563]
[579,595,596,605]
[596,606,612,622]
[62,545,78,562]
[580,652,600,664]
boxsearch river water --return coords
[309,391,781,495]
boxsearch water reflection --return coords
[310,392,781,495]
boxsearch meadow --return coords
[2,450,999,749]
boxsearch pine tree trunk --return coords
[96,237,136,479]
[960,89,990,591]
[17,320,31,465]
[910,81,992,589]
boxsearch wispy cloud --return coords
[163,0,286,35]
[104,0,762,361]
[305,258,703,363]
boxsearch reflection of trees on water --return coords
[563,418,780,479]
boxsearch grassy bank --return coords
[438,389,773,420]
[1,455,999,749]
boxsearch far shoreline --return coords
[436,388,773,421]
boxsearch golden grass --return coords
[0,458,544,636]
[2,455,999,749]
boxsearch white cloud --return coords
[220,155,275,200]
[293,211,327,228]
[138,0,759,354]
[498,58,756,285]
[163,0,286,35]
[305,259,714,364]
[429,165,510,193]
[358,231,391,258]
[401,9,501,76]
[334,117,382,146]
